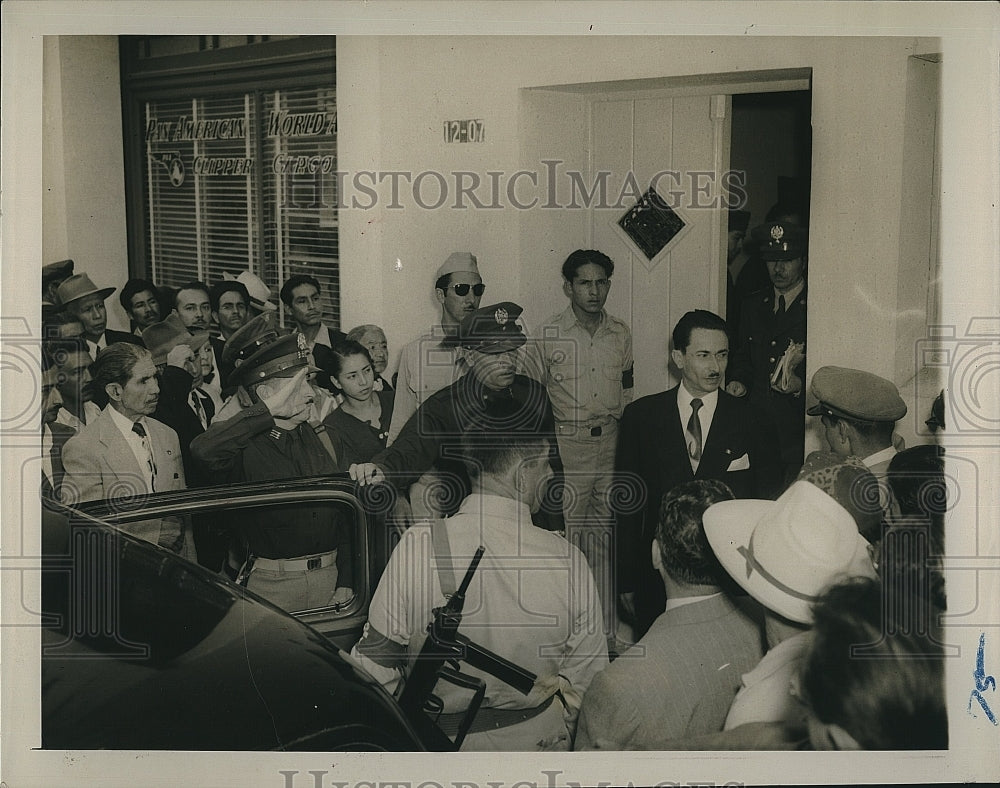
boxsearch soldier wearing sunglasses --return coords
[387,252,486,445]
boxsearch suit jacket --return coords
[104,328,145,348]
[41,422,76,504]
[61,408,187,549]
[575,593,764,749]
[151,366,215,487]
[616,386,781,635]
[729,285,807,466]
[209,335,237,394]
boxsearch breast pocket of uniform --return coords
[549,346,580,388]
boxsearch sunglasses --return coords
[448,283,486,297]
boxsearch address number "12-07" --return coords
[444,119,485,143]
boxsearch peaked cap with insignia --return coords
[750,221,808,261]
[456,301,526,354]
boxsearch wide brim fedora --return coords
[703,481,876,624]
[56,273,115,307]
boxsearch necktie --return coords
[131,421,157,490]
[777,294,786,314]
[189,391,207,430]
[686,398,704,467]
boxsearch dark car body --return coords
[40,476,450,751]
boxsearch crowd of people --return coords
[38,219,947,751]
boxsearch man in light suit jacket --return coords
[616,309,782,639]
[576,480,763,750]
[61,343,194,559]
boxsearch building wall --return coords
[43,36,130,331]
[43,34,940,442]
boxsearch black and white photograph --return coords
[1,1,998,786]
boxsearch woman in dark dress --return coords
[322,340,395,471]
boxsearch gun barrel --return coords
[454,546,485,598]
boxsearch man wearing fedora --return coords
[702,456,879,731]
[57,273,144,359]
[726,220,809,484]
[190,314,354,612]
[387,251,486,444]
[60,343,194,559]
[143,314,215,484]
[616,309,782,640]
[351,301,557,522]
[209,279,251,391]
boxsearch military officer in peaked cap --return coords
[727,220,809,485]
[190,313,355,612]
[351,301,559,523]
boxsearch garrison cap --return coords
[807,365,907,423]
[142,313,208,366]
[751,221,808,261]
[43,259,75,285]
[457,301,525,354]
[435,251,480,281]
[225,312,318,388]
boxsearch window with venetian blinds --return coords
[124,36,339,329]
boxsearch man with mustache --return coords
[60,343,193,558]
[173,280,224,410]
[351,302,557,522]
[616,309,781,639]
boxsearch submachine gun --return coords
[396,546,537,749]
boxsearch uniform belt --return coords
[252,550,338,573]
[555,416,616,438]
[436,694,555,737]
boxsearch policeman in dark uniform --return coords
[726,221,808,485]
[190,313,354,613]
[350,302,558,521]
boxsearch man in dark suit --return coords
[616,309,781,638]
[57,273,145,358]
[209,279,250,392]
[727,221,808,484]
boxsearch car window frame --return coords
[71,475,377,647]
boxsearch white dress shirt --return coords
[676,384,719,471]
[106,405,156,491]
